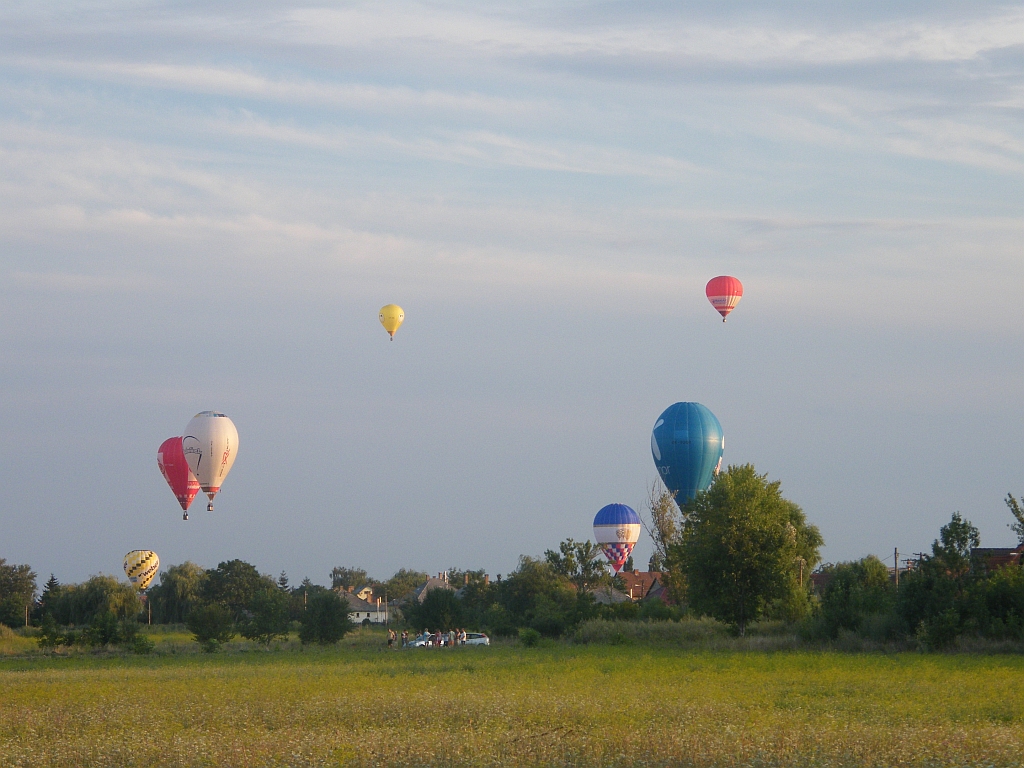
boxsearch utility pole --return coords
[894,547,899,589]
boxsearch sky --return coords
[2,1,1023,586]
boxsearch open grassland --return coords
[3,641,1024,768]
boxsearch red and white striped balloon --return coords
[705,276,743,322]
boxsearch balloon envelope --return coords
[379,304,405,339]
[593,503,642,573]
[157,436,200,513]
[705,275,743,321]
[123,550,160,590]
[182,411,238,503]
[651,402,724,506]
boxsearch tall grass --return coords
[2,643,1023,766]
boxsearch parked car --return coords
[464,632,489,646]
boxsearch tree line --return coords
[4,465,1024,650]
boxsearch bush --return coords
[404,587,464,632]
[574,617,727,645]
[639,598,675,621]
[187,604,236,652]
[238,588,290,646]
[298,591,353,645]
[518,627,541,647]
[131,634,155,654]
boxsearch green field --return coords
[3,631,1024,767]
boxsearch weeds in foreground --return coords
[2,642,1024,767]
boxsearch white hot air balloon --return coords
[181,411,239,512]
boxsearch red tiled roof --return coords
[616,571,663,601]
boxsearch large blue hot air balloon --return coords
[651,402,724,505]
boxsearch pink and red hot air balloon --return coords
[705,275,743,322]
[157,437,200,520]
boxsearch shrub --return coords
[518,627,541,647]
[238,588,290,646]
[187,604,236,652]
[298,591,353,645]
[639,598,674,621]
[574,617,729,645]
[131,634,155,654]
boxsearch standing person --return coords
[448,628,456,648]
[387,628,395,649]
[401,629,408,647]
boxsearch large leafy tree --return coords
[669,464,822,635]
[238,587,291,646]
[148,562,207,624]
[381,569,429,601]
[544,538,609,592]
[45,575,140,626]
[299,590,354,644]
[816,556,895,638]
[0,559,36,627]
[897,512,981,648]
[405,587,465,632]
[330,567,371,591]
[203,560,275,620]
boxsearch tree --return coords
[381,569,429,601]
[815,556,896,639]
[1005,494,1024,546]
[642,481,680,572]
[45,575,140,626]
[0,559,37,627]
[897,512,981,648]
[405,587,466,631]
[544,538,609,592]
[277,572,290,591]
[330,567,370,591]
[187,603,236,652]
[203,560,275,620]
[670,464,822,635]
[299,590,353,645]
[147,562,206,624]
[494,557,585,637]
[238,587,290,646]
[931,512,980,577]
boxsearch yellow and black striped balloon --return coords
[123,550,160,590]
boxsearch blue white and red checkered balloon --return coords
[593,504,642,573]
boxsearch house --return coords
[335,586,389,624]
[616,570,664,602]
[412,573,455,603]
[589,585,632,605]
[972,544,1024,573]
[353,585,375,602]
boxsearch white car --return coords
[464,632,489,646]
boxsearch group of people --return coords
[386,628,470,648]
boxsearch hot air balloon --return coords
[593,504,642,573]
[705,275,743,322]
[123,550,160,591]
[379,304,404,340]
[158,437,200,520]
[651,402,724,506]
[182,411,238,512]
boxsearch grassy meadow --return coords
[3,627,1024,767]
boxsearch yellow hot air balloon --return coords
[123,550,160,591]
[379,304,405,340]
